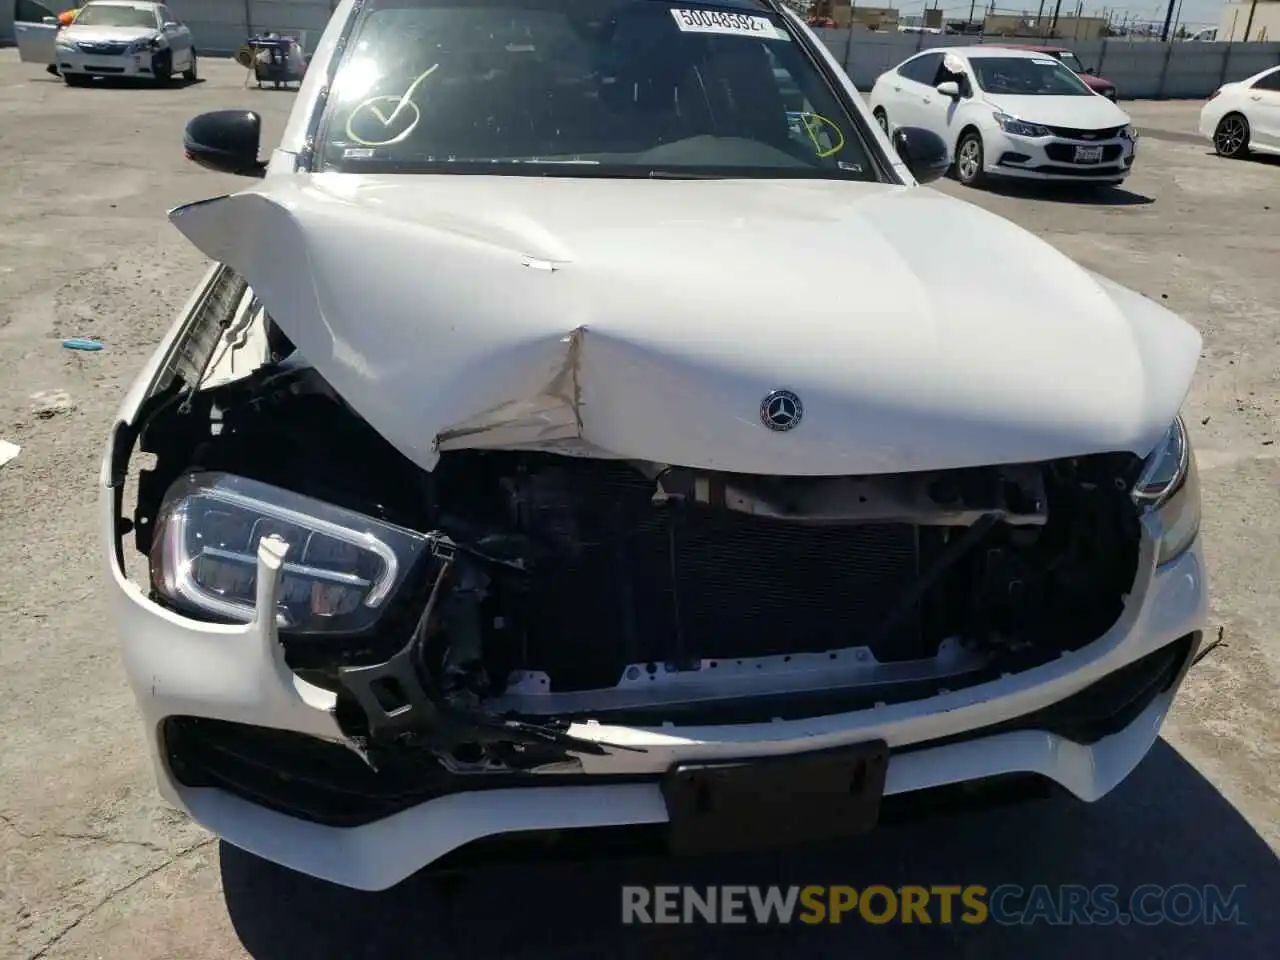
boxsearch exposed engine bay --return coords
[124,332,1146,772]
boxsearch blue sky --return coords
[894,0,1228,29]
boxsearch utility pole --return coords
[1243,0,1260,41]
[1050,0,1064,37]
[1159,0,1176,41]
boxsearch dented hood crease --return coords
[169,174,1201,475]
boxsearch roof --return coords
[987,43,1070,53]
[933,46,1065,60]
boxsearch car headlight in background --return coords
[132,35,163,52]
[992,111,1051,138]
[1132,416,1200,565]
[150,472,430,633]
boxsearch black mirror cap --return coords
[183,110,266,178]
[892,127,950,185]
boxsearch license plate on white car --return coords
[1074,145,1104,163]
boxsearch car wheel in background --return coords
[874,108,888,134]
[1212,113,1250,158]
[153,50,173,85]
[183,51,198,82]
[63,73,89,87]
[954,130,986,187]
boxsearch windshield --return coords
[1056,51,1084,73]
[971,56,1093,96]
[73,3,158,27]
[318,0,879,180]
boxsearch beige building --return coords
[981,13,1110,40]
[1218,0,1280,41]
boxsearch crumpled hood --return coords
[981,93,1129,128]
[63,25,158,44]
[169,174,1200,476]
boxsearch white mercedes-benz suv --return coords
[102,0,1206,891]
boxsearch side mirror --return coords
[893,126,950,185]
[935,80,961,99]
[1085,66,1096,75]
[162,20,179,29]
[183,110,266,178]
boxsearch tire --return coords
[1212,113,1250,159]
[63,72,89,86]
[152,50,173,85]
[873,108,888,134]
[182,50,198,82]
[954,130,986,187]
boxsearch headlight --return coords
[150,472,431,633]
[133,36,162,52]
[55,38,77,51]
[993,111,1051,138]
[1121,124,1138,140]
[1132,416,1200,565]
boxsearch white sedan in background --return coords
[1200,65,1280,159]
[14,0,196,85]
[869,46,1137,189]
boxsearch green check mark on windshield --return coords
[366,63,440,126]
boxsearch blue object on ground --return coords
[62,338,103,351]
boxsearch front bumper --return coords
[103,437,1206,887]
[986,128,1136,182]
[56,46,161,77]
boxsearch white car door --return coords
[915,52,974,157]
[885,51,944,131]
[1245,67,1280,148]
[155,4,189,61]
[13,0,59,66]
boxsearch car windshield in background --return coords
[972,56,1093,96]
[1056,51,1085,73]
[318,0,878,180]
[73,4,157,27]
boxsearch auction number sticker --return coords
[670,8,785,38]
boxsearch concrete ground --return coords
[0,50,1277,960]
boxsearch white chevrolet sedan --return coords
[104,0,1205,891]
[14,0,196,85]
[1199,65,1280,159]
[869,46,1137,188]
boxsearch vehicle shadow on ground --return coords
[45,75,205,90]
[221,740,1277,959]
[978,180,1154,206]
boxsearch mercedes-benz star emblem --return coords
[760,388,804,432]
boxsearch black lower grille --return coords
[505,463,926,688]
[165,633,1198,829]
[1044,143,1124,163]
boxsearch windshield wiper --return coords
[645,170,727,180]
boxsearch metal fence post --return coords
[1096,38,1108,77]
[1155,41,1174,99]
[243,0,253,38]
[1217,42,1233,88]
